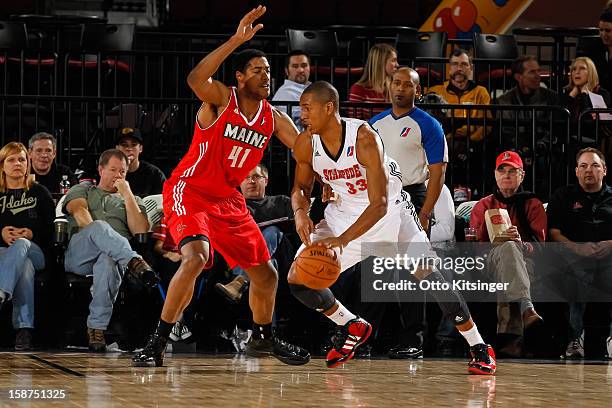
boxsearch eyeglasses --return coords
[450,62,471,68]
[496,168,523,176]
[245,175,266,182]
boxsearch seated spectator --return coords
[0,142,54,351]
[562,57,611,146]
[427,49,491,143]
[348,43,398,120]
[427,49,491,192]
[62,149,158,352]
[469,151,545,357]
[547,147,612,359]
[115,127,166,197]
[28,132,78,195]
[215,163,292,302]
[272,50,311,131]
[496,56,561,192]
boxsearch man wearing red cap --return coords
[468,150,547,357]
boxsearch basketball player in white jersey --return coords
[289,81,496,374]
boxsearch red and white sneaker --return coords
[468,344,497,375]
[326,317,372,368]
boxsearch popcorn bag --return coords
[484,208,512,243]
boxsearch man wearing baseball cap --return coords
[467,150,547,357]
[115,127,166,197]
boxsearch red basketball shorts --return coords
[163,180,270,270]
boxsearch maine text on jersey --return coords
[223,123,268,148]
[322,164,363,181]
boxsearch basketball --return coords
[295,245,341,289]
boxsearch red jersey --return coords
[167,87,275,198]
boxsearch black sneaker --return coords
[246,337,310,365]
[14,329,32,351]
[132,332,168,367]
[388,345,423,359]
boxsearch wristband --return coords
[294,207,306,216]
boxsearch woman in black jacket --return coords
[0,142,54,351]
[562,56,612,159]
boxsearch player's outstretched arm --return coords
[187,5,266,107]
[337,125,389,245]
[272,107,299,149]
[291,131,316,245]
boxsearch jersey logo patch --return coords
[314,150,321,157]
[400,127,411,138]
[346,146,354,157]
[234,108,239,114]
[260,117,265,126]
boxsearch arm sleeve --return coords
[469,200,488,242]
[526,198,547,242]
[421,116,448,164]
[62,183,89,215]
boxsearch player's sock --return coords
[253,323,273,340]
[325,301,357,326]
[459,322,485,347]
[157,319,174,339]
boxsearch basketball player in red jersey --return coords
[133,5,310,367]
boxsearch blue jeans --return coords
[0,239,45,329]
[232,226,283,278]
[64,220,138,330]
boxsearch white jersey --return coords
[311,118,403,217]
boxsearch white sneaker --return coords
[169,321,182,342]
[606,337,612,360]
[169,321,192,342]
[179,323,192,341]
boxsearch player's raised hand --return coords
[234,5,266,43]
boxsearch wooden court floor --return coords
[1,352,612,407]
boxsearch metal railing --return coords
[0,95,584,201]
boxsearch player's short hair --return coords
[285,50,311,68]
[302,81,339,112]
[576,147,606,166]
[98,149,129,167]
[511,55,538,76]
[232,49,267,75]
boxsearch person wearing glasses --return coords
[427,49,492,193]
[216,163,292,302]
[468,150,546,358]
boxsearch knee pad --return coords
[422,269,471,325]
[289,284,336,312]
